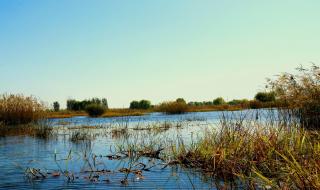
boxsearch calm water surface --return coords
[0,110,270,189]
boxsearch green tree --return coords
[213,97,226,105]
[129,100,151,109]
[130,101,140,109]
[53,101,60,112]
[176,98,186,104]
[254,92,276,102]
[138,100,151,109]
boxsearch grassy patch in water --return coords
[168,116,320,189]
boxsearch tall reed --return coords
[0,94,45,125]
[157,101,189,114]
[268,64,320,129]
[169,111,320,189]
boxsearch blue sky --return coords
[0,0,319,108]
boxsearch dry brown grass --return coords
[157,101,189,114]
[187,105,243,112]
[268,64,320,128]
[46,111,87,118]
[169,114,320,189]
[102,109,149,118]
[0,94,45,125]
[46,109,149,118]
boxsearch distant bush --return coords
[0,94,45,125]
[213,97,226,105]
[268,64,320,128]
[129,100,151,109]
[176,98,186,104]
[188,101,214,106]
[228,99,249,106]
[67,98,108,111]
[85,104,106,117]
[53,101,60,112]
[254,92,276,102]
[158,101,188,114]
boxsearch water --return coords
[0,110,271,189]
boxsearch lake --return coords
[0,110,269,189]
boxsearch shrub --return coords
[85,104,106,117]
[158,101,188,114]
[268,64,320,128]
[254,92,276,102]
[53,101,60,112]
[129,100,151,109]
[176,98,186,104]
[129,101,139,109]
[228,99,249,106]
[0,94,45,125]
[213,97,226,105]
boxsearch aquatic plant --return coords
[168,112,320,189]
[0,94,45,125]
[268,64,320,128]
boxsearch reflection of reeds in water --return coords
[0,121,53,138]
[70,130,96,142]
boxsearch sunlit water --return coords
[0,110,274,189]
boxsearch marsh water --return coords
[0,110,271,189]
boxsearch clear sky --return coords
[0,0,319,108]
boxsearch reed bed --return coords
[157,101,189,114]
[46,110,87,119]
[168,113,320,189]
[0,94,45,125]
[102,109,148,117]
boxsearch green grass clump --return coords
[0,94,45,125]
[85,104,106,117]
